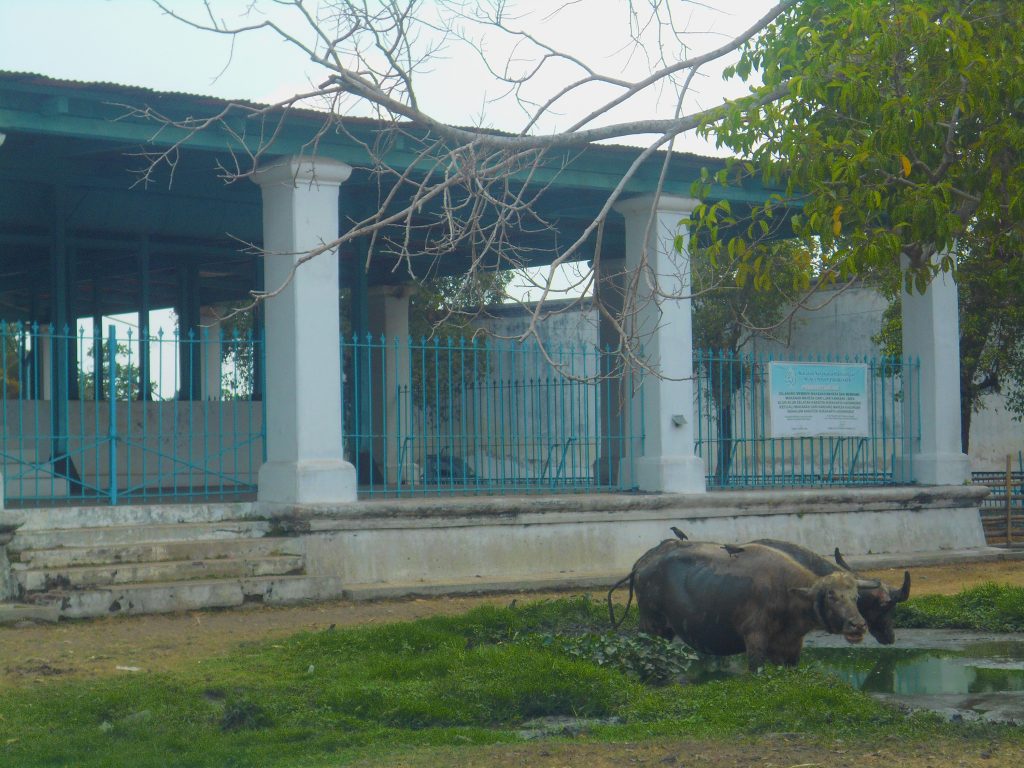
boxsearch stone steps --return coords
[14,554,306,592]
[35,575,346,619]
[8,520,273,551]
[2,509,338,620]
[15,536,299,568]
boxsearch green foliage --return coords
[77,342,157,401]
[216,308,260,400]
[691,238,814,482]
[538,631,696,685]
[692,239,814,355]
[894,582,1024,632]
[624,665,938,739]
[699,0,1024,291]
[407,272,512,343]
[1,325,22,397]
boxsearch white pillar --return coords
[199,307,222,401]
[252,156,356,503]
[614,195,705,493]
[901,255,971,485]
[367,285,416,484]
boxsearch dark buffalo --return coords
[629,540,876,670]
[750,538,911,645]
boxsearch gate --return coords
[1,322,263,505]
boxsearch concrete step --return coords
[15,536,301,568]
[44,575,347,619]
[8,520,273,551]
[15,554,306,592]
[0,601,62,625]
[1,501,259,531]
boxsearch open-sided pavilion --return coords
[0,72,984,618]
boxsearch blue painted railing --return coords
[0,321,264,505]
[2,319,923,506]
[341,334,642,496]
[693,349,919,488]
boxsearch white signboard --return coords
[769,362,870,438]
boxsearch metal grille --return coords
[694,350,919,489]
[1,321,263,505]
[342,334,643,496]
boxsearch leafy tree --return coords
[698,0,1024,294]
[1,324,24,398]
[872,237,1024,453]
[77,343,157,401]
[692,240,814,482]
[215,310,260,400]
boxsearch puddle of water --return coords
[678,636,1024,722]
[805,644,1024,696]
[681,639,1024,696]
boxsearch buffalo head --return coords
[834,548,911,645]
[792,571,870,644]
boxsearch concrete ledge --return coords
[286,485,988,588]
[1,502,261,531]
[339,547,1024,601]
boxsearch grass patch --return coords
[895,582,1024,631]
[0,594,1019,767]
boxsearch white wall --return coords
[484,287,1024,472]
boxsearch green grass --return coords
[895,582,1024,631]
[0,593,1020,767]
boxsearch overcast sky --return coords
[0,0,774,157]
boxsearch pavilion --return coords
[0,72,983,618]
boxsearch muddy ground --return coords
[2,558,1023,766]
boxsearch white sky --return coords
[0,0,774,306]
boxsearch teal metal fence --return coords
[341,334,642,496]
[693,349,919,489]
[1,321,263,505]
[3,319,926,506]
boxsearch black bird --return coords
[722,544,745,557]
[670,526,688,540]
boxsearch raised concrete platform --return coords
[336,546,1024,601]
[0,484,992,618]
[269,485,989,592]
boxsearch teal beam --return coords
[50,186,69,462]
[137,237,152,401]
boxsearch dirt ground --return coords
[2,558,1023,767]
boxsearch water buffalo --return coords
[630,540,875,670]
[749,539,911,644]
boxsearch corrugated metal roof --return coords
[0,70,720,163]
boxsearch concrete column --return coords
[199,307,222,401]
[613,195,705,493]
[252,156,356,504]
[594,256,627,486]
[367,285,416,484]
[901,255,971,485]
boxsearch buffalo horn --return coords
[834,548,854,571]
[855,578,881,591]
[891,571,911,602]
